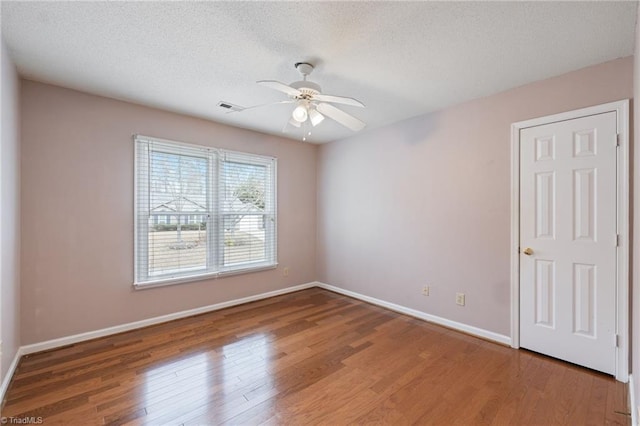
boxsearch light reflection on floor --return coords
[141,332,274,424]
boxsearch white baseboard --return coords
[7,280,509,402]
[21,282,316,355]
[0,347,23,406]
[630,374,638,426]
[15,280,510,357]
[316,282,511,346]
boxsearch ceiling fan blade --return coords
[227,100,294,114]
[257,80,302,97]
[316,103,366,131]
[312,94,365,108]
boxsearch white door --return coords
[519,111,617,375]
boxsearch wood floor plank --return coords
[1,288,629,425]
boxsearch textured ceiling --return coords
[1,1,636,143]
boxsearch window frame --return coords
[134,135,277,289]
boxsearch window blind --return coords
[135,135,277,286]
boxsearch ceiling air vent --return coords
[217,101,244,112]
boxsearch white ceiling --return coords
[1,1,637,144]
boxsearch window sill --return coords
[133,263,278,290]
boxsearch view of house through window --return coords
[135,136,277,286]
[148,150,209,277]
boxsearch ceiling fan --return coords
[240,62,366,136]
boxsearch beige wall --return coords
[15,54,638,368]
[20,81,317,344]
[317,57,633,336]
[1,39,21,381]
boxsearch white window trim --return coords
[133,134,278,289]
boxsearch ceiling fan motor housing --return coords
[290,62,321,99]
[294,62,314,76]
[290,80,321,98]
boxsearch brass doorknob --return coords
[523,247,534,256]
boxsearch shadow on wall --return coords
[397,111,443,145]
[493,279,510,307]
[352,109,443,146]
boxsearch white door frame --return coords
[510,99,630,382]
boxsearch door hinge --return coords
[616,133,620,147]
[614,334,619,347]
[616,234,621,247]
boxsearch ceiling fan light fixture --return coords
[309,108,325,127]
[292,103,308,123]
[255,60,366,135]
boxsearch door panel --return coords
[520,111,617,375]
[534,259,555,327]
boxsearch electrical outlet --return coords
[283,267,289,277]
[456,293,465,306]
[422,285,430,296]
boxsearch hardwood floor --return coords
[2,288,630,425]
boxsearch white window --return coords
[135,135,277,287]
